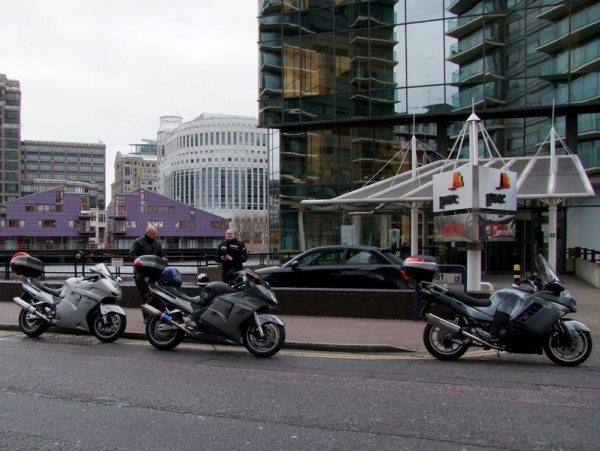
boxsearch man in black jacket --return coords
[129,225,164,310]
[214,229,247,283]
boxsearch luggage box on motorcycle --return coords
[402,255,438,282]
[133,255,168,279]
[10,256,44,278]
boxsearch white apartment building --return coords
[157,113,268,218]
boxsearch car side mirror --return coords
[290,260,299,270]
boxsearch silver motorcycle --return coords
[11,254,127,343]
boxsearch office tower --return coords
[258,0,600,271]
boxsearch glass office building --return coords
[259,0,600,271]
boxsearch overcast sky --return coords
[1,0,259,184]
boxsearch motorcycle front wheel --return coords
[18,294,49,337]
[423,313,469,361]
[146,315,185,351]
[543,327,592,367]
[242,321,285,358]
[91,310,127,343]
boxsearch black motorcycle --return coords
[403,253,593,366]
[133,256,286,358]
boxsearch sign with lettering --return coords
[478,166,517,212]
[433,166,517,212]
[434,213,515,242]
[432,167,474,213]
[433,214,473,241]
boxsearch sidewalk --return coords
[1,275,597,353]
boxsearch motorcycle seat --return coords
[446,289,492,308]
[30,278,62,297]
[160,285,204,304]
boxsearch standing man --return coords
[129,225,164,312]
[215,229,247,283]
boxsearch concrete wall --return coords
[1,280,421,320]
[575,258,600,288]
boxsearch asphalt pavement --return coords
[1,274,598,353]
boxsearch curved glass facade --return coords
[157,113,268,216]
[259,0,600,271]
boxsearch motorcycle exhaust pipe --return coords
[141,304,193,336]
[426,313,503,351]
[12,297,51,323]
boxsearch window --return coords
[346,250,379,265]
[297,249,344,267]
[1,219,25,227]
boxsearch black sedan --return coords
[256,245,411,289]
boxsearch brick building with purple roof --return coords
[0,187,229,253]
[108,189,229,251]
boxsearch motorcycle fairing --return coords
[484,288,568,353]
[560,318,591,333]
[200,282,236,304]
[100,303,126,316]
[200,293,256,341]
[559,318,591,344]
[256,313,285,327]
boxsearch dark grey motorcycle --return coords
[134,256,286,358]
[404,253,592,366]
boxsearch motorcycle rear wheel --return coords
[423,313,469,361]
[543,328,592,367]
[146,315,185,351]
[91,311,127,343]
[18,294,49,337]
[242,322,285,358]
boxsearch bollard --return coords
[513,264,521,284]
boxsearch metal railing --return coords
[1,251,299,280]
[568,247,599,263]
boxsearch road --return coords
[0,331,599,451]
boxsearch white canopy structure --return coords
[301,113,595,289]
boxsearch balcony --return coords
[109,209,127,218]
[537,4,600,54]
[452,57,504,85]
[111,223,126,234]
[447,0,479,16]
[451,82,506,111]
[447,39,504,65]
[446,13,506,40]
[537,2,571,21]
[79,224,96,234]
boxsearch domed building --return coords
[156,113,268,220]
